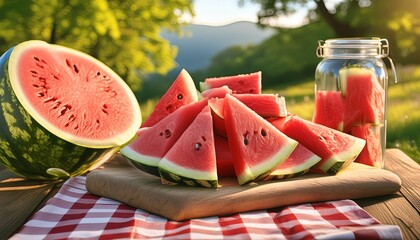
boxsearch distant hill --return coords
[138,22,276,100]
[162,21,276,71]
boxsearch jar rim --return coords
[317,37,389,58]
[324,37,382,46]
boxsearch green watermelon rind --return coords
[265,154,321,179]
[159,168,218,188]
[199,81,210,92]
[249,139,298,180]
[236,165,254,185]
[119,143,161,176]
[8,40,141,148]
[158,158,218,188]
[263,169,310,180]
[158,156,218,181]
[317,137,366,174]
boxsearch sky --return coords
[184,0,310,28]
[185,0,343,28]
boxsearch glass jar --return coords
[313,38,397,169]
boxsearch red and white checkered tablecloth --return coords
[11,176,402,240]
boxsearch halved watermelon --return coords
[281,115,365,174]
[351,124,383,168]
[120,99,208,176]
[260,144,321,180]
[0,40,141,179]
[223,94,298,185]
[313,91,344,131]
[141,69,198,127]
[200,71,262,94]
[158,105,218,188]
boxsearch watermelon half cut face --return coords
[8,40,141,147]
[0,40,141,179]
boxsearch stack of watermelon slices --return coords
[121,70,366,188]
[313,67,385,168]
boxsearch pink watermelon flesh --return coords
[201,71,262,94]
[223,94,298,185]
[214,134,235,178]
[341,68,385,130]
[208,98,227,137]
[18,43,139,143]
[201,85,232,98]
[141,69,198,127]
[281,115,365,174]
[121,99,207,176]
[208,94,287,137]
[264,144,321,179]
[158,105,218,187]
[233,94,287,118]
[313,91,344,131]
[351,124,383,168]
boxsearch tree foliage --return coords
[0,0,193,90]
[240,0,420,63]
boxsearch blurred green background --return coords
[0,0,419,162]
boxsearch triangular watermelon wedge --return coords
[281,115,366,174]
[141,69,198,127]
[120,99,208,176]
[158,105,218,188]
[223,94,298,185]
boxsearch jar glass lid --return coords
[317,37,389,58]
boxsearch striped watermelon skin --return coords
[0,48,120,180]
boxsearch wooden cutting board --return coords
[86,159,401,221]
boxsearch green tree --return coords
[240,0,420,63]
[0,0,193,90]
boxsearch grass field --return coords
[139,66,420,164]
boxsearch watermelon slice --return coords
[223,94,298,185]
[351,124,383,168]
[158,105,218,188]
[214,134,235,178]
[313,91,344,131]
[201,85,232,98]
[208,94,287,137]
[261,144,321,180]
[267,116,288,131]
[281,115,366,174]
[200,71,262,94]
[233,94,287,118]
[141,69,198,127]
[339,67,385,130]
[120,99,207,176]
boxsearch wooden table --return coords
[0,148,419,240]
